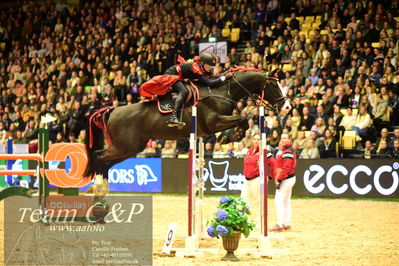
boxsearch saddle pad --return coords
[156,81,199,113]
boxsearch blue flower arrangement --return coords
[207,196,256,238]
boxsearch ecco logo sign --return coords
[303,164,399,196]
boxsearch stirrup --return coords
[167,120,180,127]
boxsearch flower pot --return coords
[92,205,109,224]
[221,231,241,261]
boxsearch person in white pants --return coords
[241,134,275,226]
[271,133,297,232]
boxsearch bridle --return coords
[231,74,287,114]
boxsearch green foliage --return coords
[207,196,256,238]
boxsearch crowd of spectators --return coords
[1,0,399,159]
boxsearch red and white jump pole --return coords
[259,105,268,237]
[188,106,197,237]
[258,105,272,254]
[183,105,203,253]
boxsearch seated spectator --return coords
[296,86,311,112]
[265,110,277,131]
[299,106,314,131]
[290,108,301,129]
[359,95,373,116]
[319,129,337,158]
[242,98,257,118]
[332,105,344,128]
[338,107,356,136]
[247,118,259,137]
[390,139,399,159]
[300,139,320,159]
[326,117,339,140]
[13,130,28,144]
[283,118,297,139]
[234,142,248,158]
[270,119,283,135]
[314,105,329,125]
[388,129,399,148]
[291,142,300,157]
[22,119,38,143]
[176,139,189,154]
[375,128,390,151]
[68,133,77,143]
[332,85,350,108]
[309,130,322,148]
[77,130,86,144]
[376,140,391,157]
[267,129,280,151]
[352,106,371,139]
[241,130,253,149]
[293,131,307,152]
[54,132,65,143]
[225,143,235,158]
[141,141,161,158]
[204,142,214,159]
[68,101,85,138]
[363,140,376,159]
[213,143,229,159]
[0,122,7,144]
[310,117,326,138]
[313,78,326,100]
[161,141,176,159]
[372,94,389,133]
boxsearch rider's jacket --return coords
[140,62,224,98]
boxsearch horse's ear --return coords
[269,68,278,78]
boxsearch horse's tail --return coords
[84,107,115,178]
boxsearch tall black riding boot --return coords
[167,93,186,128]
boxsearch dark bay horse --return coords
[84,71,291,178]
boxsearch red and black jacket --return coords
[165,62,224,87]
[140,61,224,98]
[274,145,296,181]
[244,146,275,179]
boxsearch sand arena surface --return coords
[1,196,399,266]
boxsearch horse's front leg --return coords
[213,115,249,143]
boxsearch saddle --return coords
[157,81,200,113]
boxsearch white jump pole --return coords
[185,106,199,250]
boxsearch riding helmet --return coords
[200,52,217,66]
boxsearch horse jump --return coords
[187,106,206,246]
[0,128,50,219]
[0,128,83,221]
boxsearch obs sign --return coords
[297,160,399,197]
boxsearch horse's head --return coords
[263,74,292,116]
[231,71,291,115]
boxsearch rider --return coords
[165,52,234,127]
[140,52,233,127]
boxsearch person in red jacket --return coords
[140,52,233,127]
[270,133,297,232]
[242,134,275,225]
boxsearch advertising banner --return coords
[163,159,399,198]
[199,41,228,63]
[294,159,399,198]
[106,158,162,193]
[162,158,246,195]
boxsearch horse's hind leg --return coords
[95,143,146,178]
[99,139,148,164]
